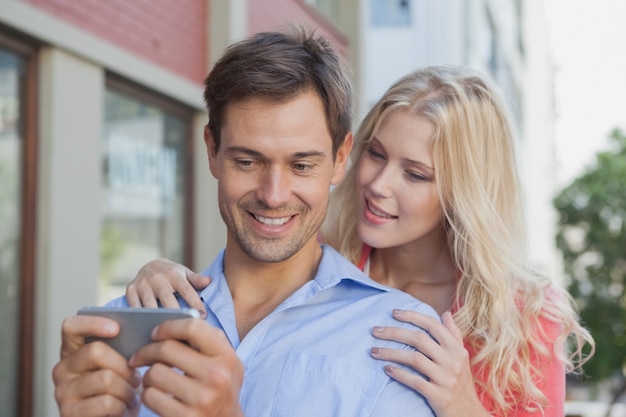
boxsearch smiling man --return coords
[52,28,439,417]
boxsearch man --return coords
[52,28,438,417]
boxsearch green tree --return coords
[553,128,626,410]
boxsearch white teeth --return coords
[254,215,291,226]
[368,202,394,218]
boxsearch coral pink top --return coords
[358,244,565,417]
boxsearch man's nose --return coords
[256,166,291,208]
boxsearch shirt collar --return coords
[198,244,391,301]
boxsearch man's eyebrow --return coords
[224,147,326,159]
[292,150,326,159]
[223,146,263,157]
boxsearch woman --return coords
[126,65,594,416]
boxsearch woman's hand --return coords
[371,310,490,417]
[126,259,211,318]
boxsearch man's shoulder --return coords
[319,245,440,320]
[375,284,440,319]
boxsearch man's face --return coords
[206,90,352,263]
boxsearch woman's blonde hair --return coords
[322,65,594,415]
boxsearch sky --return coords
[545,0,626,186]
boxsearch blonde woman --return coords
[126,65,594,416]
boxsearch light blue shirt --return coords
[108,245,439,417]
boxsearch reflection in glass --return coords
[100,89,188,304]
[0,46,24,417]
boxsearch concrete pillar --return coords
[192,111,226,271]
[208,0,248,66]
[34,47,103,417]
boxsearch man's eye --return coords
[293,163,312,172]
[236,160,254,168]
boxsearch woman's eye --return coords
[366,147,385,160]
[407,171,429,182]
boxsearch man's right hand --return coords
[126,259,211,318]
[52,315,141,417]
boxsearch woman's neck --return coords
[369,240,457,315]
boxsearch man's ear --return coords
[331,132,353,185]
[204,124,218,178]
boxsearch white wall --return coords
[521,0,562,282]
[358,0,559,281]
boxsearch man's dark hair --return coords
[203,27,353,157]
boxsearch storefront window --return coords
[370,0,412,27]
[0,45,24,417]
[100,85,191,303]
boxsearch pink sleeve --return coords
[513,316,565,417]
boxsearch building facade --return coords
[0,0,558,416]
[0,1,348,415]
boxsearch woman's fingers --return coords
[441,311,463,343]
[126,259,209,318]
[370,342,438,378]
[372,324,444,363]
[389,309,459,349]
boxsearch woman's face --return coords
[356,110,444,249]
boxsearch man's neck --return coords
[223,240,323,339]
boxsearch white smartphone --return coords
[77,306,200,359]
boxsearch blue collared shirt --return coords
[108,245,439,416]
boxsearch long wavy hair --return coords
[321,65,594,415]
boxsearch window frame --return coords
[104,72,196,273]
[0,26,39,417]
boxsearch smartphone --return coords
[77,306,200,359]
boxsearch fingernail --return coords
[392,309,404,316]
[132,370,142,387]
[130,392,140,410]
[103,322,118,334]
[371,347,382,355]
[384,365,396,375]
[372,326,384,333]
[199,309,207,319]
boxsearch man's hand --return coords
[52,315,141,417]
[130,318,244,417]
